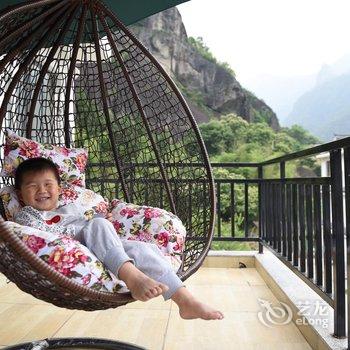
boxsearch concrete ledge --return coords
[203,250,256,268]
[255,249,347,350]
[205,249,347,350]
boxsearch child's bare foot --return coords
[118,262,168,301]
[128,274,168,301]
[179,298,224,320]
[172,287,224,320]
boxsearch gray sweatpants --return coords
[74,217,183,300]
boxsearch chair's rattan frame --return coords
[0,0,215,312]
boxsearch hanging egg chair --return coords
[0,0,215,315]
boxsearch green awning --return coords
[0,0,190,25]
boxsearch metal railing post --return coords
[343,147,350,349]
[330,149,346,338]
[280,161,286,258]
[280,161,286,179]
[258,165,263,253]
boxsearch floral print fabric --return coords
[6,221,126,293]
[1,130,88,187]
[110,199,186,270]
[58,184,109,220]
[0,186,21,222]
[1,186,186,289]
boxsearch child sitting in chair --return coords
[14,157,223,321]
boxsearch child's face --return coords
[17,170,61,211]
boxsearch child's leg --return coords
[77,218,223,319]
[121,240,223,320]
[121,240,184,300]
[75,218,167,300]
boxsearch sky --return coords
[177,0,350,88]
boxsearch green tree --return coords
[220,114,249,148]
[273,132,299,153]
[245,122,275,146]
[199,120,234,155]
[283,124,319,145]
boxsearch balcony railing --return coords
[87,137,349,346]
[213,136,350,345]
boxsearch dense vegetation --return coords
[200,114,319,176]
[199,114,320,250]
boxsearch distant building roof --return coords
[333,134,350,140]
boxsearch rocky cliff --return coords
[129,7,280,130]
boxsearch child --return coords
[14,157,223,320]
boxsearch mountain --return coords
[244,53,350,126]
[285,54,350,141]
[244,74,316,122]
[315,53,350,85]
[286,73,350,140]
[129,8,280,130]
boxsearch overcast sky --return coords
[177,0,350,86]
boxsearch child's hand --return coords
[106,212,113,222]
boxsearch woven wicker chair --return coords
[0,0,215,319]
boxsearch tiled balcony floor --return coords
[0,267,312,350]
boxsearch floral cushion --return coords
[0,185,186,273]
[6,221,127,293]
[1,130,88,187]
[0,186,21,221]
[59,185,109,220]
[110,199,186,270]
[0,184,109,221]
